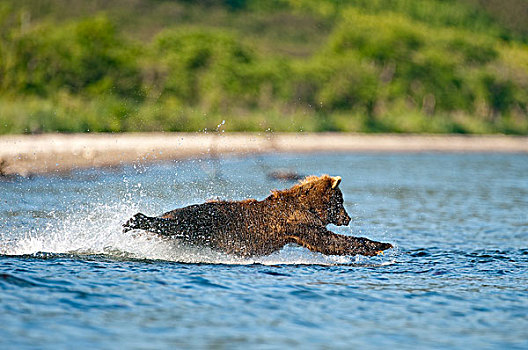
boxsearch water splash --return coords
[0,201,166,258]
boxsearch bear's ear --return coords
[331,176,341,189]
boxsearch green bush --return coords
[150,29,254,104]
[1,16,142,98]
[327,10,425,63]
[310,55,379,112]
[321,9,521,116]
[0,1,527,134]
[145,28,294,114]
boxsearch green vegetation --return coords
[0,0,527,134]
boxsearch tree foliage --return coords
[0,0,527,134]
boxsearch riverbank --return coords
[1,133,527,176]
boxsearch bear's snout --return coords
[335,211,351,226]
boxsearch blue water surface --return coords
[1,152,527,349]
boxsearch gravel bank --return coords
[1,133,526,176]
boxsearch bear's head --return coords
[272,175,351,226]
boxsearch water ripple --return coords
[1,153,527,349]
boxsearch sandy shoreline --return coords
[1,133,527,176]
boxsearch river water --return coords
[1,152,527,349]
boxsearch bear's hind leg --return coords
[122,213,181,236]
[123,213,150,233]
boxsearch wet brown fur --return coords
[123,175,393,257]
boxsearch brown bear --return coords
[123,175,393,257]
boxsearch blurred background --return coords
[0,0,527,134]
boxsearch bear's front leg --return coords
[285,224,393,257]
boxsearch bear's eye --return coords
[333,191,344,204]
